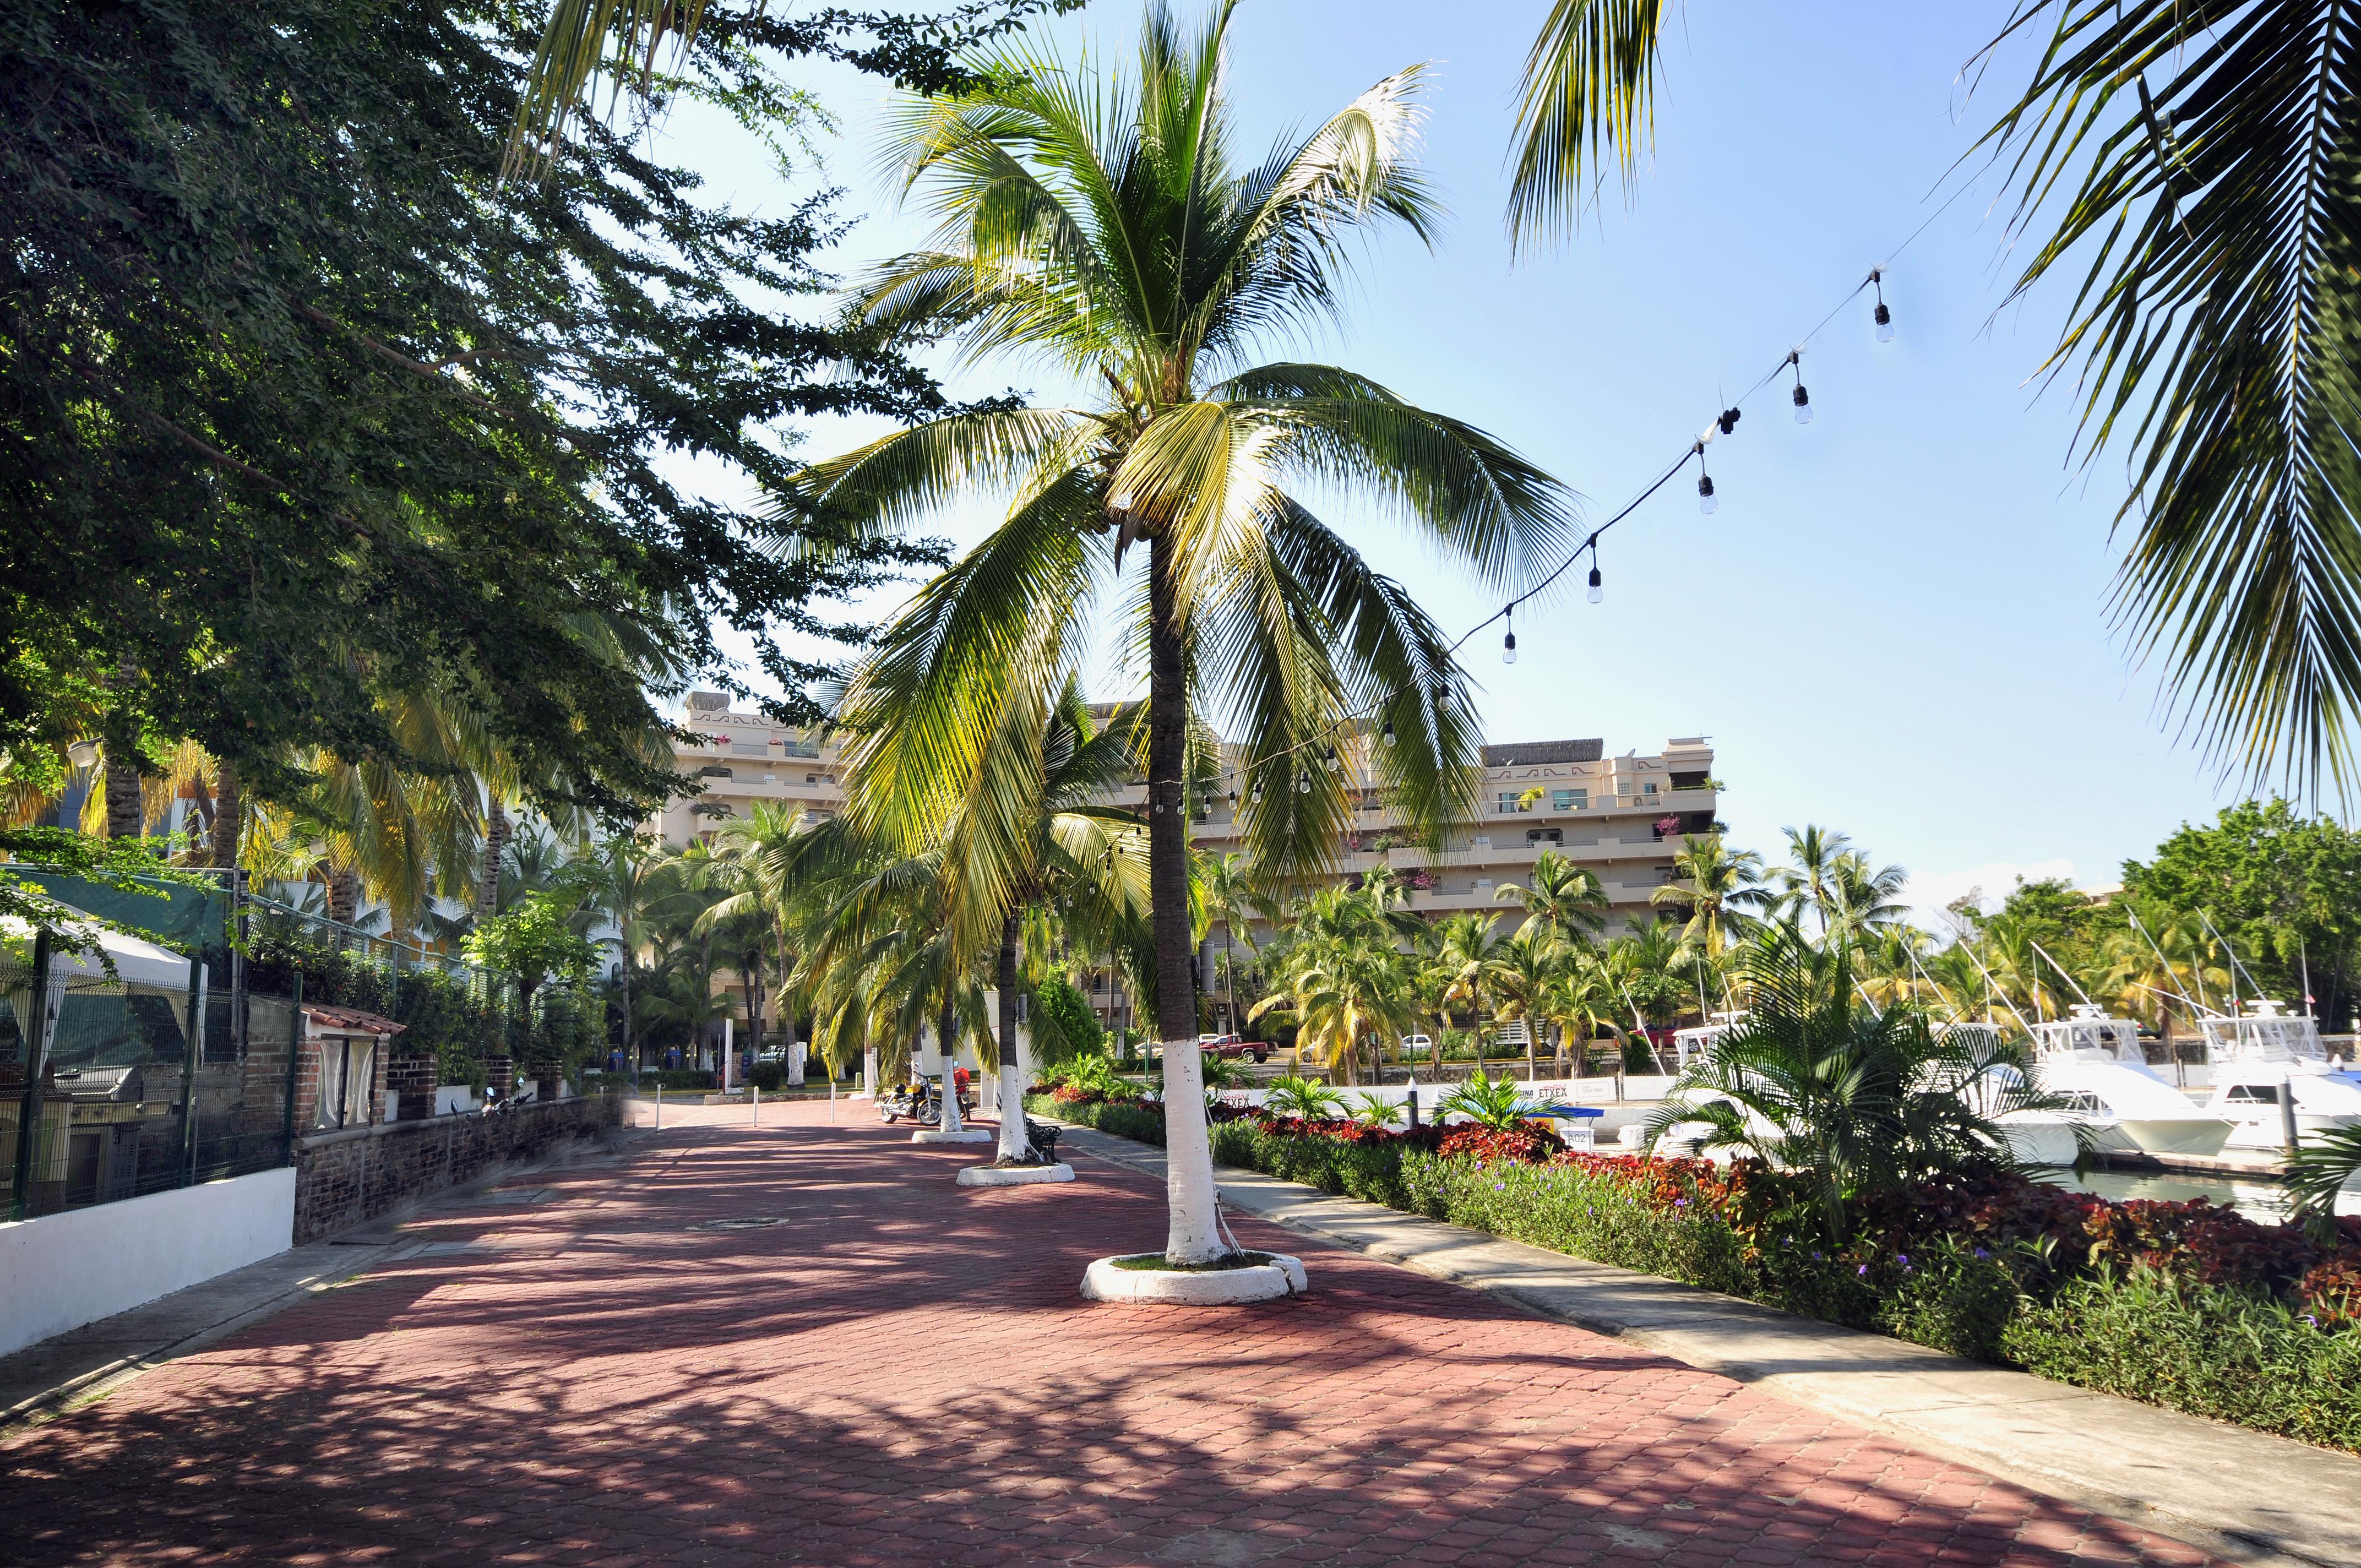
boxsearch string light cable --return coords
[1223,173,1983,786]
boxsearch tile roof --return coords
[1480,739,1604,766]
[301,1003,406,1036]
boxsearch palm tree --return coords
[1769,825,1853,941]
[1821,850,1912,950]
[568,831,663,1083]
[1195,850,1267,1036]
[1650,833,1764,962]
[1495,848,1608,947]
[1543,948,1624,1076]
[1429,911,1508,1076]
[1254,884,1419,1085]
[806,4,1573,1262]
[1507,2,2361,793]
[848,673,1148,1162]
[1489,919,1562,1079]
[1648,932,2092,1242]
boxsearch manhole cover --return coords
[688,1217,788,1231]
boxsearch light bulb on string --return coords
[1502,605,1517,665]
[1324,743,1340,772]
[1871,267,1895,343]
[1789,351,1813,425]
[1381,720,1397,748]
[1587,541,1603,605]
[1694,440,1717,515]
[1297,774,1312,795]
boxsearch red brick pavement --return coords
[0,1099,2221,1567]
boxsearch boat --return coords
[2012,1005,2233,1159]
[2196,999,2361,1151]
[1671,1011,1744,1071]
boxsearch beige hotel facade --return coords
[652,692,1720,1033]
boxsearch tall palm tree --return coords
[1495,848,1608,946]
[1767,824,1852,941]
[849,673,1149,1162]
[806,4,1574,1263]
[1429,911,1508,1075]
[1650,832,1764,962]
[1489,919,1562,1079]
[1543,948,1624,1076]
[1508,2,2361,794]
[1253,883,1417,1085]
[1821,850,1912,951]
[1195,848,1267,1036]
[569,831,663,1082]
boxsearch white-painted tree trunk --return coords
[937,1029,966,1135]
[1160,1038,1225,1264]
[997,1055,1030,1162]
[863,1044,878,1096]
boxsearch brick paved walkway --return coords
[0,1100,2221,1567]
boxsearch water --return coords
[2040,1169,2299,1224]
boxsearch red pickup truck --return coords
[1197,1033,1270,1064]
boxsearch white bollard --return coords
[753,1084,760,1127]
[829,1081,837,1122]
[655,1082,662,1130]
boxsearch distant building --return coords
[651,694,1720,1032]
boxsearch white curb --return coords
[955,1163,1077,1187]
[1079,1253,1307,1304]
[911,1128,994,1144]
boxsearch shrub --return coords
[1402,1151,1748,1295]
[749,1061,785,1091]
[1264,1075,1344,1119]
[1211,1120,1414,1209]
[1025,1092,1165,1147]
[2003,1266,2361,1451]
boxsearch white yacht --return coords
[2014,1005,2233,1159]
[1671,1011,1745,1071]
[2197,1000,2361,1150]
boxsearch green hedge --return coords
[1063,1110,2360,1452]
[1024,1093,1165,1147]
[2004,1269,2361,1452]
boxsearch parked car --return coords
[1197,1032,1269,1064]
[1402,1033,1434,1056]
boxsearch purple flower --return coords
[1857,1265,1869,1276]
[2304,1314,2320,1327]
[1811,1250,1823,1261]
[1973,1248,1989,1260]
[1896,1254,1908,1266]
[1674,1198,1688,1208]
[1493,1182,1505,1191]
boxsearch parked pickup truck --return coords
[1196,1033,1270,1064]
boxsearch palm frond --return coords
[1505,0,1675,250]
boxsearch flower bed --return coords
[1046,1096,2361,1453]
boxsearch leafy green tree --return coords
[1505,1,2361,791]
[1650,834,1765,962]
[2122,799,2361,1028]
[1495,849,1608,945]
[1,0,953,821]
[463,889,596,1054]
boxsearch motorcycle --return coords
[876,1077,978,1125]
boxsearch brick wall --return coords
[292,1092,621,1243]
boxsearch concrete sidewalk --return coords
[1053,1124,2361,1568]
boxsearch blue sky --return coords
[659,1,2255,919]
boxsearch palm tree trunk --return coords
[210,760,241,870]
[328,866,362,925]
[997,912,1030,1163]
[937,992,966,1134]
[1147,528,1221,1263]
[104,753,144,839]
[476,797,510,922]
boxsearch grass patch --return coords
[1108,1250,1277,1273]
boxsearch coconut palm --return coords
[1767,825,1853,941]
[1821,850,1912,950]
[568,831,663,1081]
[1429,911,1508,1074]
[1649,833,1764,961]
[1648,932,2093,1242]
[848,672,1149,1162]
[1195,849,1267,1036]
[1543,948,1624,1076]
[807,4,1574,1262]
[1494,848,1608,945]
[1253,883,1417,1085]
[1489,919,1562,1079]
[1508,2,2361,793]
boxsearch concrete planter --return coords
[911,1127,993,1144]
[1080,1252,1307,1305]
[955,1162,1075,1187]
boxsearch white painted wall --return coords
[0,1167,296,1360]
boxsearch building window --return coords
[804,774,818,785]
[1643,781,1658,796]
[1527,828,1562,845]
[1552,788,1582,810]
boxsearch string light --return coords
[1225,175,1983,790]
[1323,743,1340,771]
[1694,440,1717,515]
[1296,773,1312,794]
[1381,719,1397,747]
